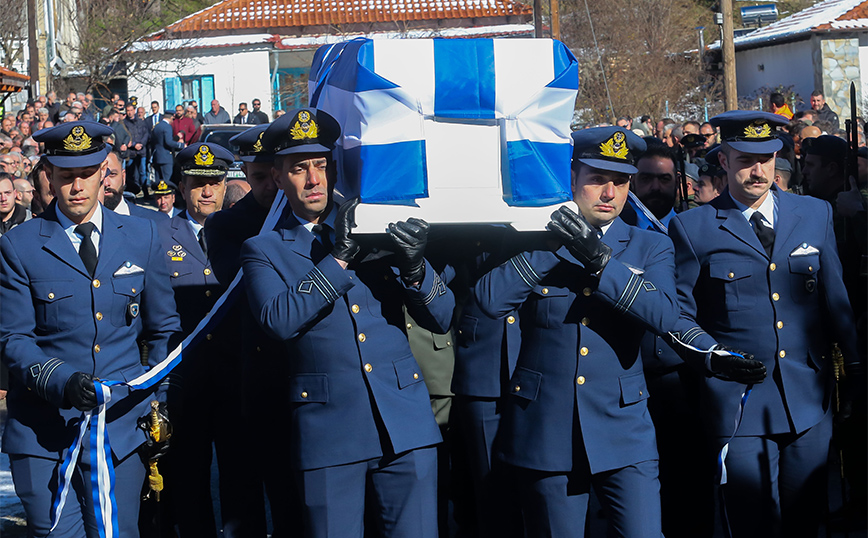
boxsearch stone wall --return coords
[819,36,863,128]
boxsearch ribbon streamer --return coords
[49,192,288,536]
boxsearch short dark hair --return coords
[770,92,786,108]
[811,90,824,98]
[151,100,159,107]
[637,137,677,169]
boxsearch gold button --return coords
[206,333,212,340]
[542,288,549,295]
[808,266,813,272]
[447,341,452,346]
[406,323,413,330]
[364,363,372,372]
[580,347,589,356]
[507,316,515,324]
[413,373,419,380]
[581,317,590,326]
[96,312,103,321]
[769,263,776,271]
[94,344,101,353]
[205,290,212,297]
[776,321,783,329]
[779,350,786,358]
[772,293,780,301]
[48,292,55,299]
[583,287,592,296]
[301,391,308,399]
[576,376,585,385]
[204,268,211,276]
[358,333,366,342]
[131,288,136,294]
[639,390,643,396]
[92,279,100,288]
[173,272,179,277]
[728,272,735,279]
[351,304,360,314]
[514,385,521,392]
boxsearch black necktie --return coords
[75,222,98,276]
[750,212,774,257]
[197,228,208,256]
[311,224,333,252]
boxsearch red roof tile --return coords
[166,0,532,34]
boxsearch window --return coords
[164,75,215,112]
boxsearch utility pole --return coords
[534,0,543,38]
[27,0,40,98]
[721,0,737,110]
[551,0,560,41]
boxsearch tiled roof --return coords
[0,66,29,92]
[729,0,868,50]
[165,0,533,34]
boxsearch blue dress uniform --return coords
[669,111,861,538]
[447,230,523,538]
[203,124,299,538]
[0,122,181,538]
[155,142,260,537]
[241,108,450,538]
[474,128,678,538]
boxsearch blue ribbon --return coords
[49,193,288,536]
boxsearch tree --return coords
[0,0,27,67]
[557,0,722,124]
[52,0,213,97]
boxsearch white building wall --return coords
[735,39,816,103]
[860,34,868,117]
[128,47,273,119]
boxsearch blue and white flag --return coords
[309,38,579,208]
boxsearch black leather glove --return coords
[546,206,612,274]
[331,198,361,264]
[137,402,172,460]
[65,372,98,412]
[388,218,429,284]
[710,345,767,384]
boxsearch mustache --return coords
[104,186,122,197]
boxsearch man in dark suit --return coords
[102,150,167,222]
[0,121,181,537]
[474,127,678,538]
[249,99,269,124]
[123,103,151,195]
[150,112,183,185]
[242,109,452,537]
[669,110,860,538]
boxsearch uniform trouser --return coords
[10,449,146,538]
[646,367,715,538]
[509,459,663,538]
[295,447,438,538]
[153,162,173,186]
[452,396,523,538]
[718,411,832,538]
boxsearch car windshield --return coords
[202,131,243,161]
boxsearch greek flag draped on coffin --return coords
[309,38,579,208]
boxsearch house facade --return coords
[127,0,534,119]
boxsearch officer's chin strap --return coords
[50,192,288,538]
[668,334,752,538]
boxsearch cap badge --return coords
[157,181,168,190]
[63,126,93,151]
[194,145,215,166]
[599,132,628,160]
[253,132,264,153]
[290,111,319,141]
[744,121,771,139]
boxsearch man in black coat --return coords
[124,104,151,195]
